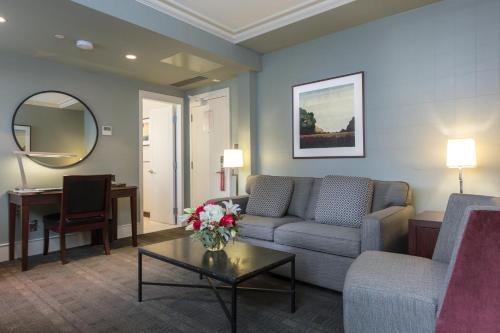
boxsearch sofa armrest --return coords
[205,196,250,214]
[361,205,415,253]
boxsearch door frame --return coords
[188,87,231,206]
[139,90,184,229]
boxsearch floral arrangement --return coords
[181,200,242,251]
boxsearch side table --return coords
[408,211,444,259]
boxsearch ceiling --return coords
[241,0,440,53]
[25,92,82,109]
[0,0,441,90]
[0,0,250,90]
[139,0,440,54]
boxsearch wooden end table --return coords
[408,211,444,259]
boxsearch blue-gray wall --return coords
[0,51,183,244]
[256,0,500,211]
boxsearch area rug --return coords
[0,228,343,332]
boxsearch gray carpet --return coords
[0,229,343,333]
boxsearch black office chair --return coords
[43,175,112,264]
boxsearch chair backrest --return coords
[436,207,500,332]
[432,193,500,264]
[61,175,112,224]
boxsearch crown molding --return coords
[136,0,234,42]
[136,0,356,44]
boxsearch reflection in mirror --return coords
[13,92,98,168]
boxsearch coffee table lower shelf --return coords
[138,249,296,333]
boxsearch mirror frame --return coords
[11,90,99,169]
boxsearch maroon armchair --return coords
[436,208,500,332]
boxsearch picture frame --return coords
[14,125,31,152]
[292,71,365,159]
[142,118,150,146]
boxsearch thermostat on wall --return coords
[102,126,112,136]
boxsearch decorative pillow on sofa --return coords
[246,176,294,217]
[315,175,374,228]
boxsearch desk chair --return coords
[43,175,112,264]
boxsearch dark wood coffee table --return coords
[138,237,296,333]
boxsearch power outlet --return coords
[29,220,38,232]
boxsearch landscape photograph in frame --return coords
[293,72,364,158]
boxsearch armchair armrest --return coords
[361,205,415,253]
[205,196,250,214]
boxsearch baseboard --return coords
[0,223,134,263]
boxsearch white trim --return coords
[138,90,184,228]
[135,0,356,43]
[0,224,136,263]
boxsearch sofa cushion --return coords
[372,180,410,212]
[304,178,322,220]
[287,177,315,219]
[246,176,293,217]
[315,175,374,228]
[239,215,302,241]
[274,221,361,258]
[344,251,448,333]
[245,175,259,194]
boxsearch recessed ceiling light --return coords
[76,40,94,50]
[212,79,221,82]
[54,34,65,39]
[0,17,7,23]
[125,54,137,60]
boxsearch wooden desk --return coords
[408,211,444,259]
[8,186,138,271]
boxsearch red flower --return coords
[192,220,201,230]
[205,201,216,205]
[219,214,235,227]
[195,205,205,217]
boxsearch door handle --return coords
[148,169,156,174]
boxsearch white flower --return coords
[200,204,224,223]
[179,213,192,223]
[223,200,241,215]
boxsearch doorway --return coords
[139,91,183,234]
[189,88,230,206]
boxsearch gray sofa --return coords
[211,175,415,291]
[343,194,500,333]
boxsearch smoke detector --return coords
[76,40,94,50]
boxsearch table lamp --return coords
[446,139,476,194]
[13,150,77,191]
[223,147,243,196]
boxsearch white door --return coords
[145,102,176,224]
[190,89,230,206]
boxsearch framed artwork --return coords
[142,118,150,146]
[292,71,365,158]
[14,125,31,152]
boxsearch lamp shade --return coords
[447,139,477,168]
[223,149,243,168]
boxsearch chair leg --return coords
[102,226,111,255]
[43,228,49,255]
[59,233,68,264]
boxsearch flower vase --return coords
[201,234,228,252]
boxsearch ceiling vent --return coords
[171,76,209,87]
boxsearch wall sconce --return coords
[446,138,477,194]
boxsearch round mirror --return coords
[12,91,98,168]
